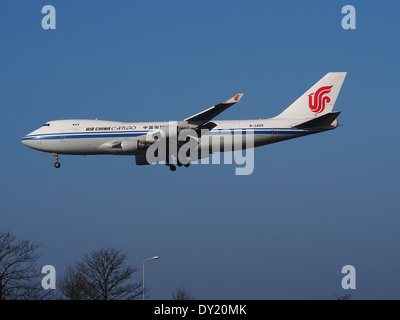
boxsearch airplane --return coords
[21,72,347,172]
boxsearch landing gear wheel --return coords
[184,163,190,168]
[52,153,61,168]
[169,165,176,172]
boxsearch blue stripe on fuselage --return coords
[21,128,325,141]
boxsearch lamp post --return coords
[143,256,159,300]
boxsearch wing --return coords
[184,93,244,126]
[100,93,245,154]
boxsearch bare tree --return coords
[0,231,44,300]
[58,265,89,300]
[59,248,142,300]
[171,286,194,300]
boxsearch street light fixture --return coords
[143,256,160,300]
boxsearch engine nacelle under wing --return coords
[121,139,145,154]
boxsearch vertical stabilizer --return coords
[276,72,347,119]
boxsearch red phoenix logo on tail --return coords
[308,85,333,113]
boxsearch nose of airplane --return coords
[21,130,42,150]
[21,136,34,148]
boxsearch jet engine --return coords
[121,139,146,154]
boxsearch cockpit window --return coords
[43,123,50,126]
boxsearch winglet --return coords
[225,93,244,104]
[184,93,244,124]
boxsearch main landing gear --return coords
[52,153,61,168]
[167,164,177,172]
[165,161,190,172]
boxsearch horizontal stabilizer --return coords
[293,111,341,129]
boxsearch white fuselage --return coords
[20,72,346,170]
[21,118,331,156]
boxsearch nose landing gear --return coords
[52,153,61,168]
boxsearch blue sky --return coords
[1,1,400,299]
